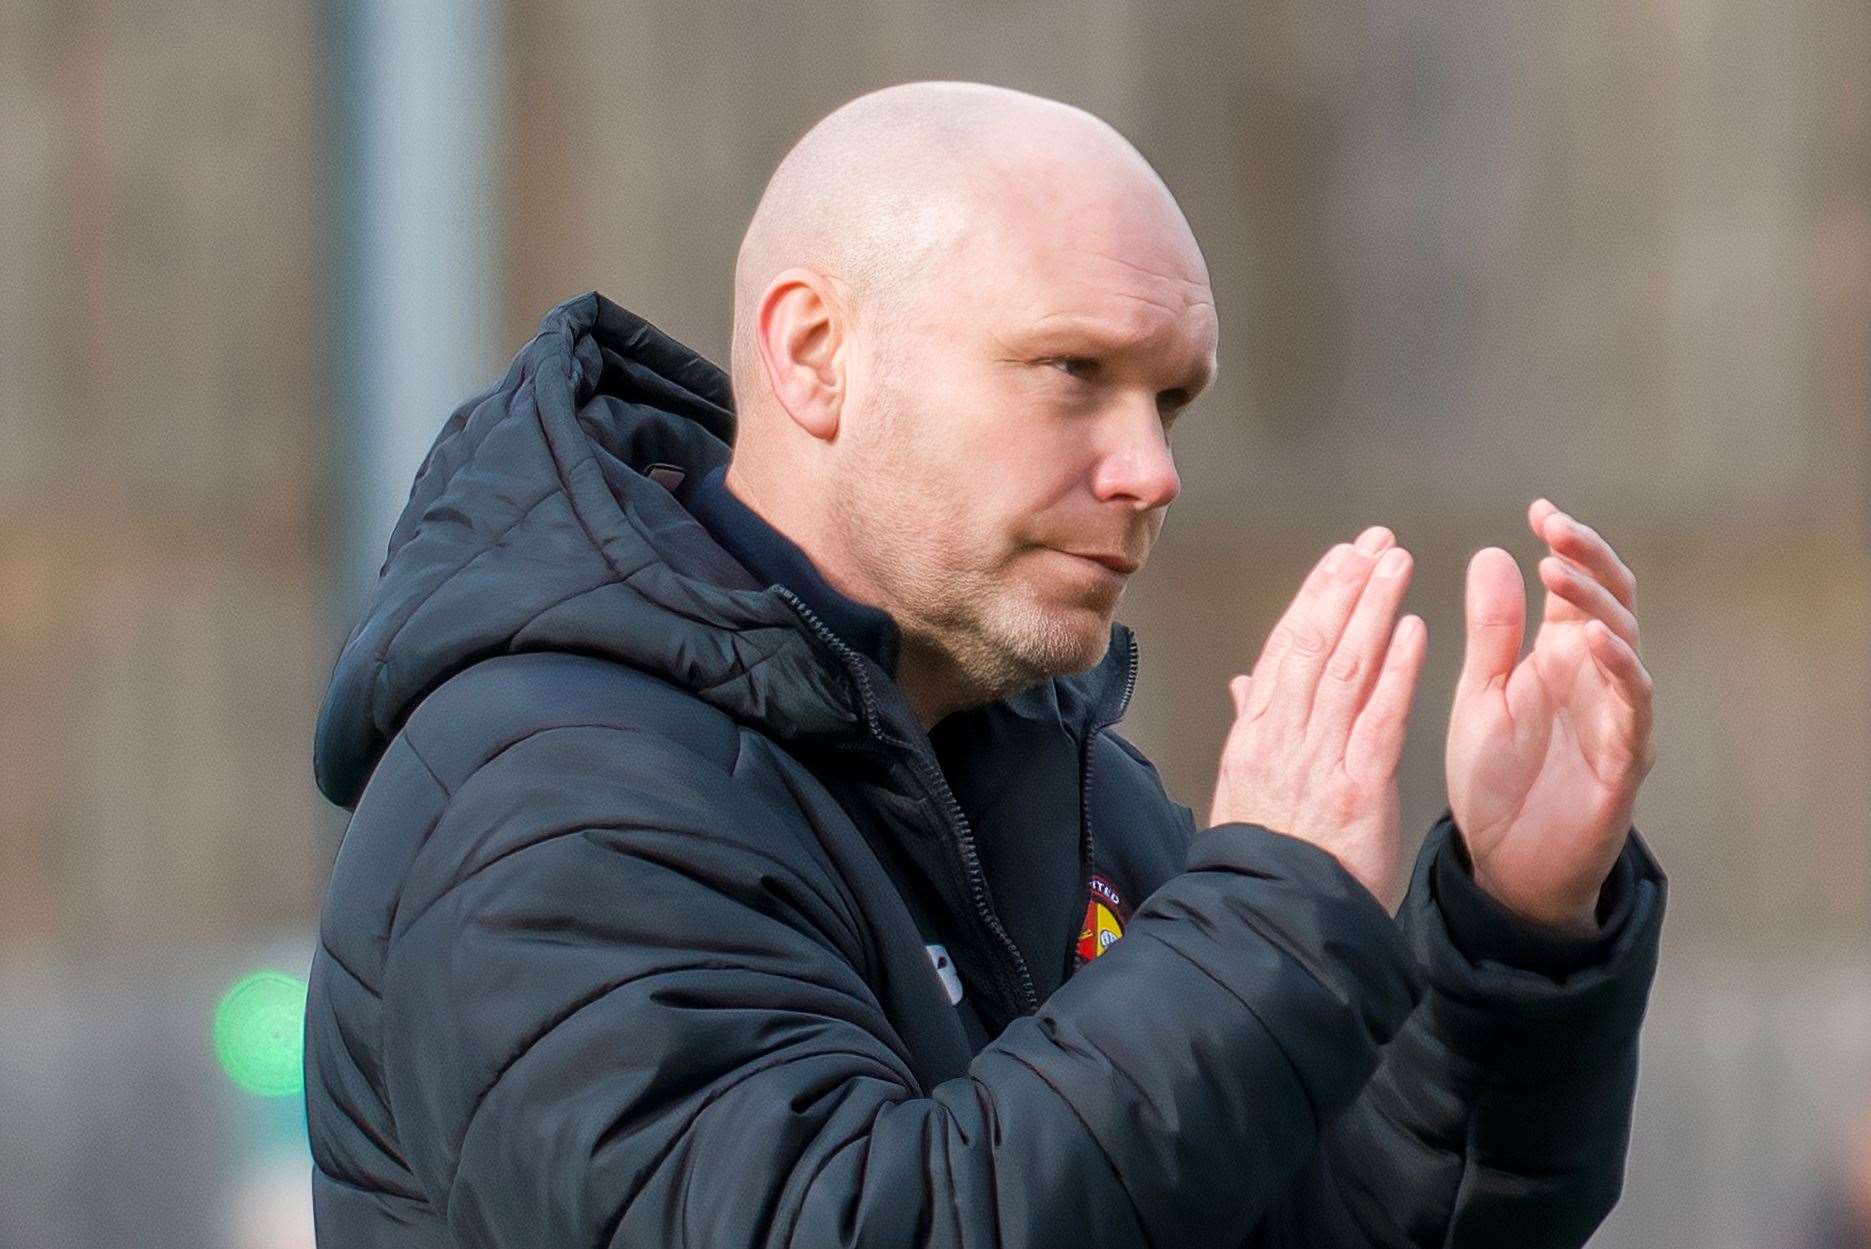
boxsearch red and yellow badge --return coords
[1074,873,1130,966]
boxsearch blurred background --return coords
[1,1,1866,1245]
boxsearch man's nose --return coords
[1091,412,1181,511]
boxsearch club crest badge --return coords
[1074,873,1130,967]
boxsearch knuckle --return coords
[1324,648,1364,685]
[1310,545,1349,585]
[1324,777,1367,825]
[1286,624,1329,658]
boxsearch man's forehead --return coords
[1014,304,1217,352]
[912,156,1217,363]
[1003,252,1219,374]
[993,205,1211,319]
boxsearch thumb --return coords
[1228,674,1250,718]
[1459,547,1525,697]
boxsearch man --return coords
[306,81,1665,1247]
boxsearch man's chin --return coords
[1013,605,1114,679]
[955,581,1119,691]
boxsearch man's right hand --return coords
[1207,526,1427,912]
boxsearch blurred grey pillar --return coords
[326,0,505,624]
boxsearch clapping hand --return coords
[1445,500,1657,936]
[1210,527,1427,913]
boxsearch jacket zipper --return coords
[1077,630,1141,956]
[776,589,1039,1016]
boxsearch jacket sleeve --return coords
[377,722,1423,1249]
[1248,811,1668,1248]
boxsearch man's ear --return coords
[753,268,848,442]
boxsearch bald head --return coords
[729,81,1202,430]
[722,80,1217,726]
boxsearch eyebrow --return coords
[1019,319,1218,398]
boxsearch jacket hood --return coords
[313,291,1136,809]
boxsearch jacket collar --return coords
[686,463,901,677]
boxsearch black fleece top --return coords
[687,463,1629,975]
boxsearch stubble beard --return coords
[829,391,1114,707]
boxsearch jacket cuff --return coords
[1183,821,1424,1045]
[1431,808,1639,977]
[1397,812,1668,1078]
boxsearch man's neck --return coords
[893,636,993,732]
[721,463,971,731]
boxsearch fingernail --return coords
[1355,527,1389,555]
[1376,548,1408,577]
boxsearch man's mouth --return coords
[1053,549,1142,576]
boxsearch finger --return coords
[1344,614,1428,783]
[1307,545,1414,747]
[1242,529,1392,723]
[1458,547,1525,697]
[1265,537,1392,738]
[1530,500,1636,610]
[1241,614,1293,723]
[1353,525,1395,557]
[1229,674,1250,719]
[1586,619,1656,753]
[1538,556,1641,651]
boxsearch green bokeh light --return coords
[213,970,308,1097]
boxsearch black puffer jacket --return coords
[305,292,1666,1248]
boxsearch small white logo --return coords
[925,943,964,1005]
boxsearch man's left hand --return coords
[1445,499,1657,936]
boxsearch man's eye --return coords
[1046,356,1095,379]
